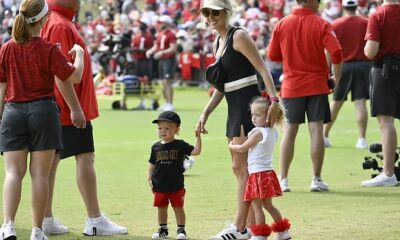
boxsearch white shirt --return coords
[247,127,278,174]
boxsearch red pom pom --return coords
[271,218,291,233]
[251,224,272,236]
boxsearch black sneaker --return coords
[177,228,187,240]
[151,227,168,239]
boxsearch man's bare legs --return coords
[323,100,343,139]
[279,123,299,180]
[354,99,368,140]
[75,152,101,218]
[46,152,100,219]
[378,115,396,176]
[308,121,325,177]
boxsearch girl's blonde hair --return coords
[251,96,286,126]
[12,0,46,44]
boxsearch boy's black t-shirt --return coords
[149,139,194,192]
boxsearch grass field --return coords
[0,86,399,240]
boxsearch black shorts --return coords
[282,94,331,124]
[370,67,400,119]
[333,61,371,101]
[0,98,62,152]
[59,122,94,159]
[135,58,152,80]
[158,58,176,80]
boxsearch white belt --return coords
[224,74,258,92]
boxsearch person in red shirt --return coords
[130,20,153,109]
[40,0,128,236]
[0,0,84,239]
[323,0,371,150]
[362,0,400,187]
[268,0,343,192]
[146,15,177,112]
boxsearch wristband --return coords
[269,96,280,103]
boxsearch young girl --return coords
[229,97,291,240]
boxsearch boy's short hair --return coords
[152,111,181,126]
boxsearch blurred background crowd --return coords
[0,0,383,97]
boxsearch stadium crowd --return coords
[0,0,381,92]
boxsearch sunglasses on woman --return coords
[201,9,221,18]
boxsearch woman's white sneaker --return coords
[42,217,68,235]
[0,221,16,240]
[30,227,48,240]
[83,214,128,236]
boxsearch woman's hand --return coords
[266,101,279,127]
[195,112,209,135]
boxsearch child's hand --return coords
[148,178,153,189]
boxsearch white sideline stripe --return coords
[95,137,227,145]
[95,129,379,146]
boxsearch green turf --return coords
[0,86,399,239]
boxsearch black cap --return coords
[152,111,181,126]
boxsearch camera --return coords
[362,143,400,180]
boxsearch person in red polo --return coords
[146,15,177,112]
[40,0,128,236]
[362,0,400,187]
[268,0,343,192]
[323,0,371,149]
[0,0,84,239]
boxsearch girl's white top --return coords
[247,127,278,174]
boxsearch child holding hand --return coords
[229,97,291,240]
[148,111,201,240]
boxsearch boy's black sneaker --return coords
[177,228,187,240]
[151,227,168,239]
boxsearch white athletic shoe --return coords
[209,223,249,240]
[324,137,332,148]
[250,236,267,240]
[310,176,329,192]
[42,217,68,235]
[0,221,16,240]
[83,214,128,236]
[361,172,398,187]
[273,230,292,240]
[280,178,291,192]
[355,138,368,149]
[30,227,48,240]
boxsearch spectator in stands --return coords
[324,0,371,149]
[268,0,343,192]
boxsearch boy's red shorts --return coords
[153,188,186,208]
